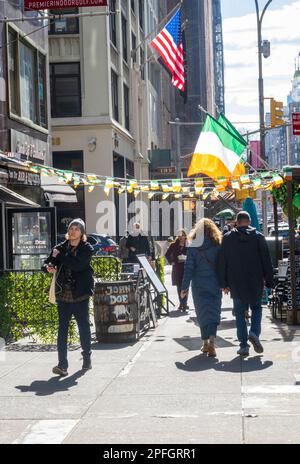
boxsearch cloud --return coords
[223,1,300,128]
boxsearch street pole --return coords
[175,118,182,179]
[255,0,272,236]
[286,124,291,165]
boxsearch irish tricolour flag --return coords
[188,114,247,179]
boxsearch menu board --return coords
[287,255,300,310]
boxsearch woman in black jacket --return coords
[43,219,94,377]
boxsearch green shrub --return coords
[157,256,166,309]
[92,256,122,281]
[0,257,122,345]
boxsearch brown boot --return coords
[208,337,217,357]
[201,340,209,354]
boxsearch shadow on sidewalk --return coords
[15,370,87,396]
[175,355,273,373]
[169,309,192,319]
[174,336,235,351]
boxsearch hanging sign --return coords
[292,113,300,136]
[24,0,107,10]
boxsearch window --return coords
[111,69,119,122]
[50,63,81,118]
[38,54,47,127]
[109,0,117,47]
[122,15,128,63]
[124,84,130,131]
[49,9,79,35]
[132,33,136,63]
[7,26,48,129]
[8,29,19,116]
[131,0,135,13]
[20,42,37,124]
[139,0,144,30]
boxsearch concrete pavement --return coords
[1,266,300,444]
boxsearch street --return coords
[1,267,300,445]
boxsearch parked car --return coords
[56,233,118,256]
[87,234,118,257]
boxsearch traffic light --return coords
[270,98,284,127]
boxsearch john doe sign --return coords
[24,0,107,10]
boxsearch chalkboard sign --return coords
[287,255,300,310]
[136,255,167,295]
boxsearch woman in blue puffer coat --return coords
[181,218,222,357]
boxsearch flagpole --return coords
[131,0,183,58]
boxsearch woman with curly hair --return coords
[181,218,222,357]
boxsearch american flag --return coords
[151,9,185,92]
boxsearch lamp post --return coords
[255,0,272,236]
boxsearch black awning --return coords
[0,185,40,207]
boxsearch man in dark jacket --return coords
[217,211,273,357]
[43,219,94,376]
[126,223,151,264]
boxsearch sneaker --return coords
[237,347,249,357]
[52,365,68,377]
[82,358,92,371]
[248,332,264,354]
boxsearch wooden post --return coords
[273,196,279,264]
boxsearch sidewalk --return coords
[1,267,300,444]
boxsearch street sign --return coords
[24,0,107,10]
[292,113,300,136]
[155,166,176,175]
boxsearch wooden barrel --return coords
[93,281,139,342]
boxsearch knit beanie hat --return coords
[68,218,86,235]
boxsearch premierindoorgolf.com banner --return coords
[24,0,107,10]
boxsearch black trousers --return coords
[57,300,91,369]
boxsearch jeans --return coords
[57,300,91,369]
[233,299,262,348]
[200,323,218,340]
[177,285,188,308]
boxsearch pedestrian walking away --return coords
[165,229,189,311]
[181,219,222,358]
[126,223,151,264]
[217,211,274,357]
[42,218,94,376]
[118,230,129,262]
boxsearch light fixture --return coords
[113,132,119,148]
[88,137,97,152]
[135,152,144,161]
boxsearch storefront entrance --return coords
[7,208,56,270]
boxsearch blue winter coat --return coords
[182,239,222,327]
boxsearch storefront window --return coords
[9,210,53,270]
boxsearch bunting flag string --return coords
[20,158,288,199]
[0,150,285,200]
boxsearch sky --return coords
[221,0,300,131]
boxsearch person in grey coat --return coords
[181,218,222,357]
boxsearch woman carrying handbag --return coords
[165,230,189,311]
[42,219,94,377]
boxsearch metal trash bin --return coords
[93,281,140,342]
